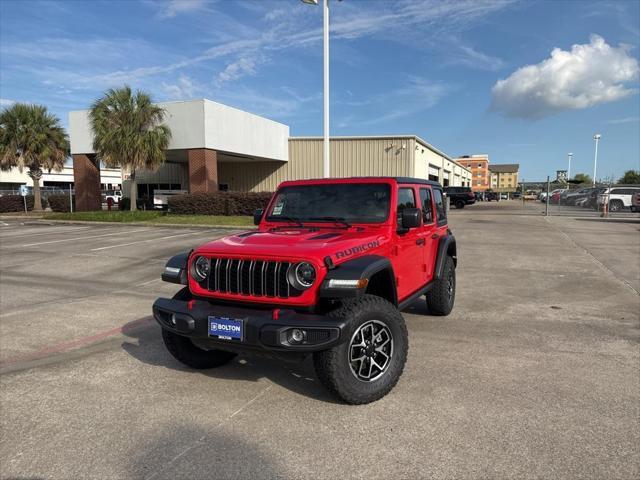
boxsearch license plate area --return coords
[208,316,244,342]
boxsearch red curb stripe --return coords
[0,317,154,368]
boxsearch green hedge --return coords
[168,192,273,215]
[0,194,36,212]
[47,194,74,212]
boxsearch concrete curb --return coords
[2,217,256,230]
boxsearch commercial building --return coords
[454,154,490,192]
[0,164,121,193]
[489,164,520,192]
[66,99,471,210]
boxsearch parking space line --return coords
[1,226,92,239]
[90,231,210,251]
[22,228,160,247]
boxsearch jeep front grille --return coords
[205,258,302,298]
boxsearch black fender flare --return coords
[434,234,457,280]
[319,255,397,304]
[161,251,191,285]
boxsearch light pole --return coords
[567,152,572,183]
[592,134,601,186]
[302,0,331,178]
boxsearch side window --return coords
[433,188,447,225]
[396,188,416,228]
[419,188,433,224]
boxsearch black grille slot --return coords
[241,261,252,295]
[204,257,303,298]
[265,262,277,297]
[306,329,331,344]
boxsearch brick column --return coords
[188,148,218,193]
[72,154,102,211]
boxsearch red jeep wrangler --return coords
[153,177,457,404]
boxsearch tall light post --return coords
[593,134,601,186]
[302,0,331,178]
[567,152,573,183]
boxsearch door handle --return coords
[431,233,440,239]
[416,238,425,245]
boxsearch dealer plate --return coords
[208,316,243,341]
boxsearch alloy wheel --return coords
[349,320,393,382]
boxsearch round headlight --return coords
[288,262,316,290]
[192,256,210,281]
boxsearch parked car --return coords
[582,187,606,209]
[102,190,122,203]
[549,189,568,204]
[484,190,498,201]
[154,177,458,404]
[597,186,640,212]
[540,189,565,202]
[444,186,476,209]
[512,191,522,199]
[631,191,640,213]
[562,188,592,206]
[500,193,508,200]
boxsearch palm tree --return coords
[89,86,171,211]
[0,103,69,211]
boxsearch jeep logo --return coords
[335,240,380,260]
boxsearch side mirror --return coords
[253,209,264,225]
[401,208,421,230]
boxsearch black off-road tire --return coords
[455,200,465,209]
[426,255,456,316]
[313,295,408,405]
[161,288,237,369]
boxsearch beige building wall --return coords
[218,136,416,192]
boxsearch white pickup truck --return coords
[153,189,188,210]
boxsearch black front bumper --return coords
[152,297,348,354]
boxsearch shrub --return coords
[47,194,74,212]
[168,191,273,215]
[0,194,36,212]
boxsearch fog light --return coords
[288,328,305,344]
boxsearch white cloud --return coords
[343,76,451,127]
[0,98,17,107]
[161,74,201,99]
[606,116,640,125]
[447,45,505,71]
[156,0,208,19]
[491,35,640,119]
[216,52,264,86]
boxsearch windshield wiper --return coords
[269,215,305,228]
[308,216,351,228]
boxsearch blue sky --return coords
[1,0,638,181]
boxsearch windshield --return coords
[267,183,391,224]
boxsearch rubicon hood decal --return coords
[335,240,380,260]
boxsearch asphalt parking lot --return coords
[1,203,639,480]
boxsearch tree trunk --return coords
[130,170,137,211]
[29,169,43,212]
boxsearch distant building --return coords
[66,99,472,211]
[0,164,121,194]
[454,154,490,192]
[489,164,520,192]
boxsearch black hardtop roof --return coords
[394,177,442,187]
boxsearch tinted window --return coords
[419,188,433,224]
[433,189,446,224]
[396,188,416,228]
[267,183,391,224]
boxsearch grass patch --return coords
[42,211,253,226]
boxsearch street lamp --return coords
[567,152,572,183]
[301,0,331,178]
[593,134,601,186]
